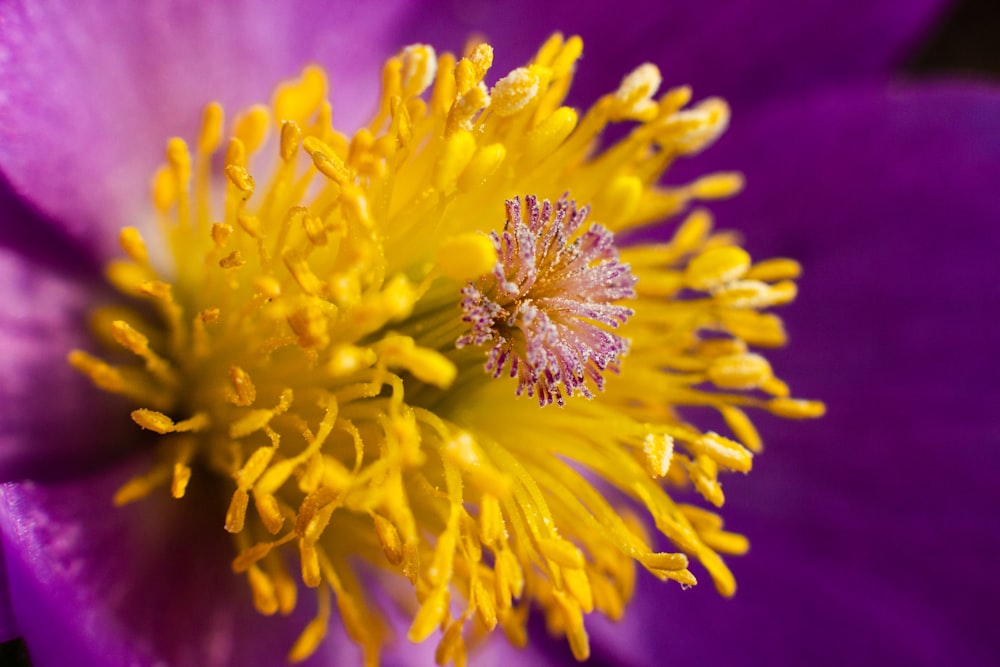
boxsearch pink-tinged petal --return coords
[0,245,136,482]
[0,546,19,643]
[0,0,411,261]
[397,0,951,110]
[0,453,376,667]
[591,83,1000,666]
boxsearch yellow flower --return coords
[70,35,822,666]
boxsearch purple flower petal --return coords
[396,0,952,111]
[0,545,19,644]
[0,0,411,261]
[0,452,375,667]
[0,245,137,482]
[588,82,1000,666]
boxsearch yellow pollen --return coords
[71,33,823,666]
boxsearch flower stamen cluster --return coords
[68,34,824,666]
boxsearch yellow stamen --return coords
[70,34,822,665]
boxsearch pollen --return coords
[72,33,823,666]
[457,195,636,406]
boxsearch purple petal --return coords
[0,0,411,261]
[0,545,19,644]
[590,83,1000,666]
[396,0,951,110]
[0,246,137,482]
[0,452,382,667]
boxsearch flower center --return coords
[70,35,823,665]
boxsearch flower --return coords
[1,2,997,667]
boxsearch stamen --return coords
[68,34,822,666]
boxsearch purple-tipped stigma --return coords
[458,195,637,406]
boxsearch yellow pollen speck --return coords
[70,33,823,666]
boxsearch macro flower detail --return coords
[58,34,824,667]
[457,195,636,405]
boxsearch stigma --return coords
[70,34,823,666]
[458,195,635,406]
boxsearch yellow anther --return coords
[746,257,803,281]
[534,32,564,67]
[110,320,151,356]
[283,251,325,296]
[433,130,477,191]
[104,261,150,297]
[767,398,827,419]
[592,174,642,228]
[211,222,233,247]
[171,462,191,498]
[437,232,497,281]
[274,65,328,124]
[457,143,506,192]
[198,102,225,155]
[720,405,763,453]
[707,353,773,390]
[219,250,245,269]
[247,564,279,615]
[166,137,192,186]
[611,63,662,121]
[254,276,282,299]
[454,57,477,96]
[448,83,489,132]
[372,514,404,566]
[229,366,257,406]
[311,150,351,186]
[686,455,724,507]
[479,495,505,548]
[400,44,438,96]
[119,227,148,264]
[110,320,176,384]
[130,409,175,434]
[408,586,449,643]
[659,85,693,115]
[538,537,585,569]
[701,530,750,556]
[762,375,790,397]
[672,208,712,253]
[523,106,577,161]
[552,590,589,661]
[67,350,125,393]
[684,246,751,291]
[287,586,331,663]
[225,164,255,194]
[435,619,467,667]
[641,552,689,572]
[113,466,170,506]
[287,302,330,350]
[327,344,377,377]
[691,431,753,472]
[301,212,327,246]
[280,120,303,161]
[689,172,744,200]
[564,567,594,613]
[642,433,674,478]
[225,137,246,168]
[151,166,176,211]
[472,576,498,629]
[377,334,457,388]
[233,104,271,155]
[491,67,541,116]
[549,34,583,78]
